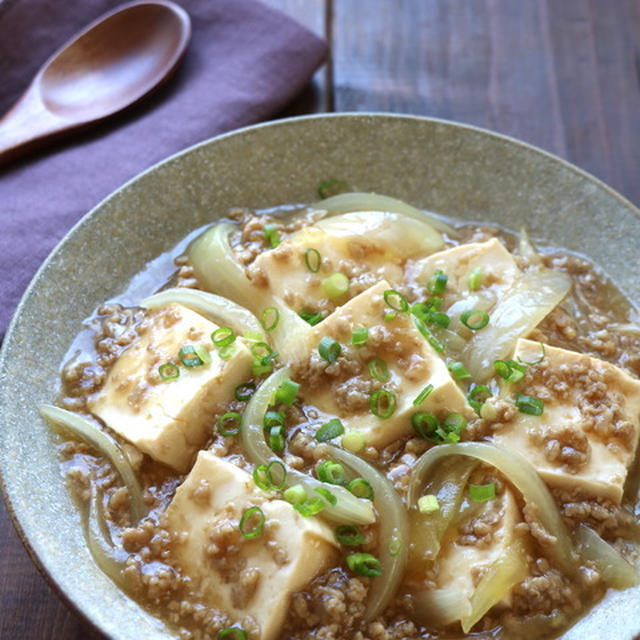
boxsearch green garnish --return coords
[211,326,235,347]
[370,389,396,418]
[469,483,496,502]
[346,552,382,577]
[274,377,299,407]
[234,381,256,401]
[467,384,492,413]
[299,309,324,326]
[323,272,350,299]
[263,223,280,248]
[239,506,265,539]
[217,411,242,436]
[347,478,374,500]
[158,362,179,381]
[468,266,484,291]
[316,460,346,485]
[383,289,409,313]
[447,361,471,380]
[367,358,391,382]
[335,524,365,546]
[315,418,345,442]
[427,269,448,294]
[413,383,434,407]
[460,309,490,330]
[318,336,341,363]
[515,393,544,416]
[261,306,280,331]
[494,359,526,383]
[304,247,322,273]
[351,327,369,346]
[318,178,350,199]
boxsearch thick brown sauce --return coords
[54,206,640,640]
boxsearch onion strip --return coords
[408,442,579,576]
[240,368,375,525]
[329,446,409,620]
[40,405,146,524]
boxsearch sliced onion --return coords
[463,268,571,381]
[518,227,542,266]
[574,524,639,589]
[329,445,409,620]
[413,587,470,627]
[240,368,375,525]
[315,191,456,236]
[40,405,146,524]
[140,288,264,338]
[461,536,529,632]
[408,442,579,576]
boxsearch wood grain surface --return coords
[1,1,639,638]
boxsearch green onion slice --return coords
[515,393,544,416]
[274,377,299,407]
[335,524,365,546]
[412,315,445,353]
[460,309,490,330]
[179,345,206,367]
[217,411,242,436]
[428,269,448,294]
[411,412,440,440]
[217,627,247,640]
[383,289,409,313]
[283,484,306,505]
[315,418,345,442]
[294,496,326,517]
[266,460,287,490]
[468,266,484,291]
[219,344,237,360]
[239,506,265,539]
[318,178,349,199]
[447,361,471,380]
[158,362,179,381]
[351,327,369,346]
[304,247,322,273]
[323,272,350,299]
[341,430,366,453]
[469,483,496,502]
[370,389,396,419]
[263,410,285,428]
[263,223,280,248]
[347,478,374,500]
[368,358,391,382]
[299,309,324,326]
[261,306,280,331]
[384,311,397,322]
[251,341,273,360]
[494,359,526,383]
[234,381,256,401]
[269,425,286,453]
[315,487,337,506]
[211,326,235,347]
[318,336,341,363]
[413,384,434,407]
[467,384,492,413]
[346,552,383,577]
[252,464,270,491]
[317,460,346,485]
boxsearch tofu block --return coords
[492,339,640,503]
[166,452,338,640]
[294,280,474,448]
[247,211,438,314]
[406,238,520,315]
[88,304,253,472]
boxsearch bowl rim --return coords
[1,111,639,638]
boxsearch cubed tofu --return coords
[405,238,520,315]
[88,304,253,472]
[166,452,338,640]
[247,211,439,315]
[492,339,640,503]
[294,280,473,448]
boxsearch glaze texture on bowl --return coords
[1,114,639,639]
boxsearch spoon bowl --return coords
[0,1,191,164]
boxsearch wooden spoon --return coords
[0,0,191,165]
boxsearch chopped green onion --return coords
[351,327,369,346]
[335,524,365,546]
[269,425,286,453]
[411,412,440,440]
[304,247,322,273]
[384,311,397,322]
[447,361,471,380]
[411,302,430,323]
[315,487,337,506]
[341,430,366,453]
[388,534,403,557]
[244,330,263,342]
[263,223,280,248]
[426,296,443,311]
[299,309,324,326]
[367,358,391,382]
[179,345,206,367]
[323,272,350,299]
[469,483,496,502]
[370,389,396,419]
[443,413,467,440]
[418,494,440,514]
[283,484,306,505]
[431,312,450,328]
[211,326,235,347]
[217,628,247,640]
[383,289,409,313]
[266,460,287,490]
[515,393,544,416]
[261,307,280,331]
[252,357,274,376]
[251,341,273,361]
[318,178,349,199]
[468,266,484,291]
[315,418,345,442]
[347,478,374,500]
[317,460,346,485]
[263,410,285,428]
[234,381,256,401]
[239,506,265,539]
[252,464,270,491]
[318,336,341,363]
[427,269,448,294]
[468,385,492,413]
[158,362,179,381]
[412,315,445,352]
[294,496,326,517]
[274,377,299,407]
[460,309,490,330]
[217,411,242,436]
[219,344,237,360]
[346,552,382,577]
[494,359,526,383]
[195,345,212,365]
[413,384,434,407]
[517,342,546,366]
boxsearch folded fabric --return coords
[0,0,327,337]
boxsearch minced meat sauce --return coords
[53,203,640,640]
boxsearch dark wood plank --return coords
[332,0,640,206]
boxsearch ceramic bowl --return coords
[1,114,639,639]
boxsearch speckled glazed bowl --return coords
[1,114,639,639]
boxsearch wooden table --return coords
[1,1,639,638]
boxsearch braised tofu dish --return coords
[42,192,640,640]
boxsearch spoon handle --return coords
[0,84,67,165]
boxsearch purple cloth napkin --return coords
[0,0,327,337]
